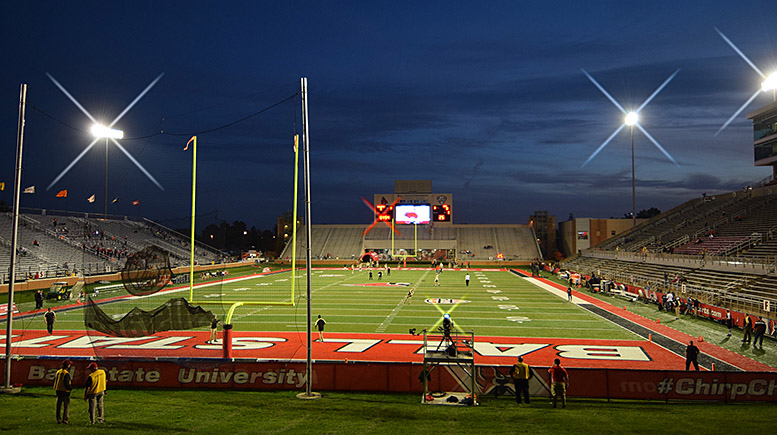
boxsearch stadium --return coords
[3,3,777,432]
[2,170,776,403]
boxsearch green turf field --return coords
[7,267,639,342]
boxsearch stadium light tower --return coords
[45,73,165,207]
[624,112,638,227]
[581,69,680,227]
[715,28,777,135]
[91,124,124,216]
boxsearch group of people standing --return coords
[509,357,569,408]
[53,360,107,425]
[742,314,768,348]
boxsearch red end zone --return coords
[2,330,684,370]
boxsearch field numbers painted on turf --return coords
[498,304,519,311]
[487,290,502,294]
[491,296,509,301]
[425,298,472,305]
[255,283,271,286]
[484,285,497,288]
[203,294,221,299]
[276,279,288,282]
[233,287,249,292]
[506,316,531,323]
[555,345,650,361]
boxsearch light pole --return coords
[625,112,638,227]
[90,124,123,217]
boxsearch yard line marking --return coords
[375,271,429,333]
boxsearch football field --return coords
[10,267,637,341]
[8,266,775,372]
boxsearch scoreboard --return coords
[373,190,453,225]
[432,204,451,222]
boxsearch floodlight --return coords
[624,112,639,126]
[715,28,776,135]
[762,72,777,93]
[91,124,124,139]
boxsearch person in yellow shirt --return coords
[83,362,107,424]
[509,356,532,404]
[53,360,73,424]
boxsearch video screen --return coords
[395,204,431,224]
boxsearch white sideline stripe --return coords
[375,271,429,333]
[523,276,644,339]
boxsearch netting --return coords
[85,296,212,337]
[120,246,173,296]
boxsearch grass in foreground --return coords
[0,387,772,434]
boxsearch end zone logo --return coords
[425,298,471,305]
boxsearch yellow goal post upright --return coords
[184,135,296,335]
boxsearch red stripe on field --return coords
[2,330,685,370]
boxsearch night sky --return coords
[1,1,776,232]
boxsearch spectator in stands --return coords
[685,340,700,371]
[753,317,767,348]
[742,314,753,344]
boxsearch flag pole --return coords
[3,84,27,394]
[188,136,197,301]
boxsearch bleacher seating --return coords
[0,210,223,283]
[281,223,541,261]
[592,186,777,261]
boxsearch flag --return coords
[184,135,196,151]
[293,134,299,153]
[56,190,67,198]
[111,197,119,203]
[23,186,35,194]
[87,194,95,203]
[132,200,140,206]
[0,182,4,191]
